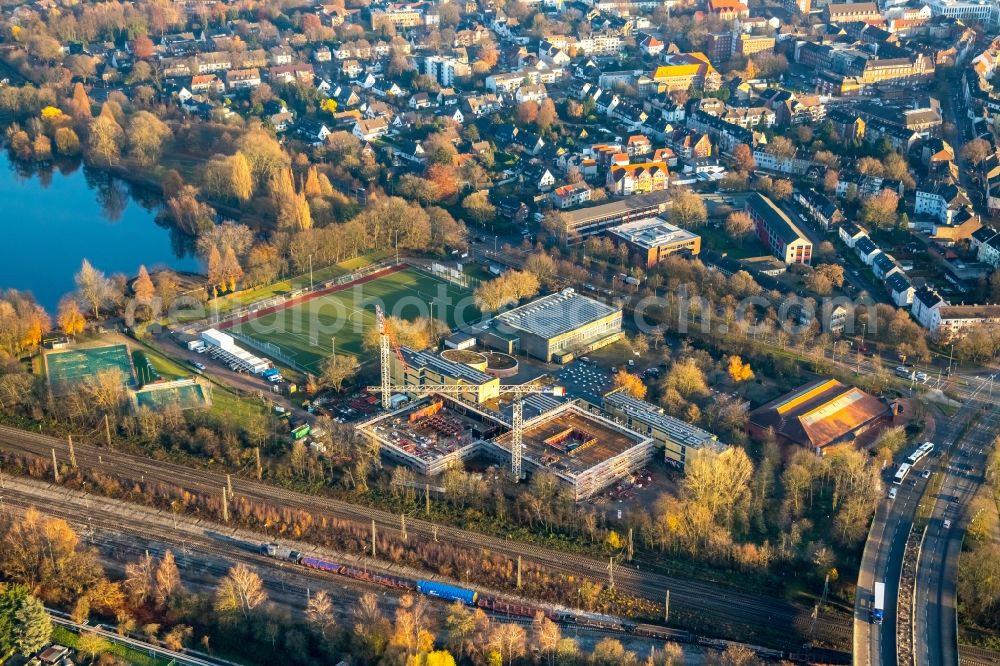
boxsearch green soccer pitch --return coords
[228,267,482,374]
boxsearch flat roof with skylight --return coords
[494,289,620,340]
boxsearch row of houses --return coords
[839,222,915,307]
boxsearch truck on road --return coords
[872,582,885,624]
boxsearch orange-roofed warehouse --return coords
[748,378,892,451]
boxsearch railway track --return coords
[961,645,1000,666]
[0,476,688,651]
[0,424,851,654]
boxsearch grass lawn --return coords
[229,267,481,375]
[51,626,172,666]
[699,225,767,260]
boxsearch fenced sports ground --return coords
[45,344,135,395]
[133,379,210,412]
[224,266,481,375]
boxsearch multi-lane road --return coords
[853,58,1000,666]
[853,407,942,666]
[855,375,1000,666]
[915,405,1000,666]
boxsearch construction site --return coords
[359,393,654,499]
[360,395,504,476]
[492,402,655,500]
[355,305,655,498]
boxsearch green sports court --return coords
[134,381,210,411]
[45,344,135,395]
[228,267,481,375]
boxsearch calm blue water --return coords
[0,151,199,314]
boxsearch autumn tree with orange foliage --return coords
[517,101,538,124]
[732,143,755,173]
[0,508,112,608]
[727,355,754,382]
[57,297,86,335]
[0,291,50,355]
[69,82,91,119]
[132,35,155,59]
[536,99,558,131]
[133,265,155,304]
[612,370,647,400]
[426,164,459,201]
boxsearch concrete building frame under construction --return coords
[358,394,503,476]
[597,389,722,469]
[357,395,654,500]
[492,402,654,500]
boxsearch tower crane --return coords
[369,305,564,478]
[374,305,407,411]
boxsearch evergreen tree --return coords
[0,585,51,658]
[13,594,50,656]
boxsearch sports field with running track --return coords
[228,267,481,374]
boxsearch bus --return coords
[291,424,311,441]
[907,441,935,465]
[893,463,912,485]
[872,582,885,625]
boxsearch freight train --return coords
[260,543,639,631]
[259,543,847,664]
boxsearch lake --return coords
[0,151,200,314]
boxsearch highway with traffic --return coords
[915,404,1000,666]
[854,374,1000,666]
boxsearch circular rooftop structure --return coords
[441,349,488,371]
[484,352,518,378]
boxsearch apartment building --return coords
[551,184,592,209]
[606,161,669,195]
[745,192,813,265]
[225,68,261,89]
[928,0,999,25]
[824,2,881,23]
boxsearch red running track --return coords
[216,264,406,330]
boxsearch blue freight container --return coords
[416,580,478,604]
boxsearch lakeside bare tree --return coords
[74,259,111,318]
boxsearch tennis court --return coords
[229,267,482,374]
[45,344,135,395]
[134,381,210,412]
